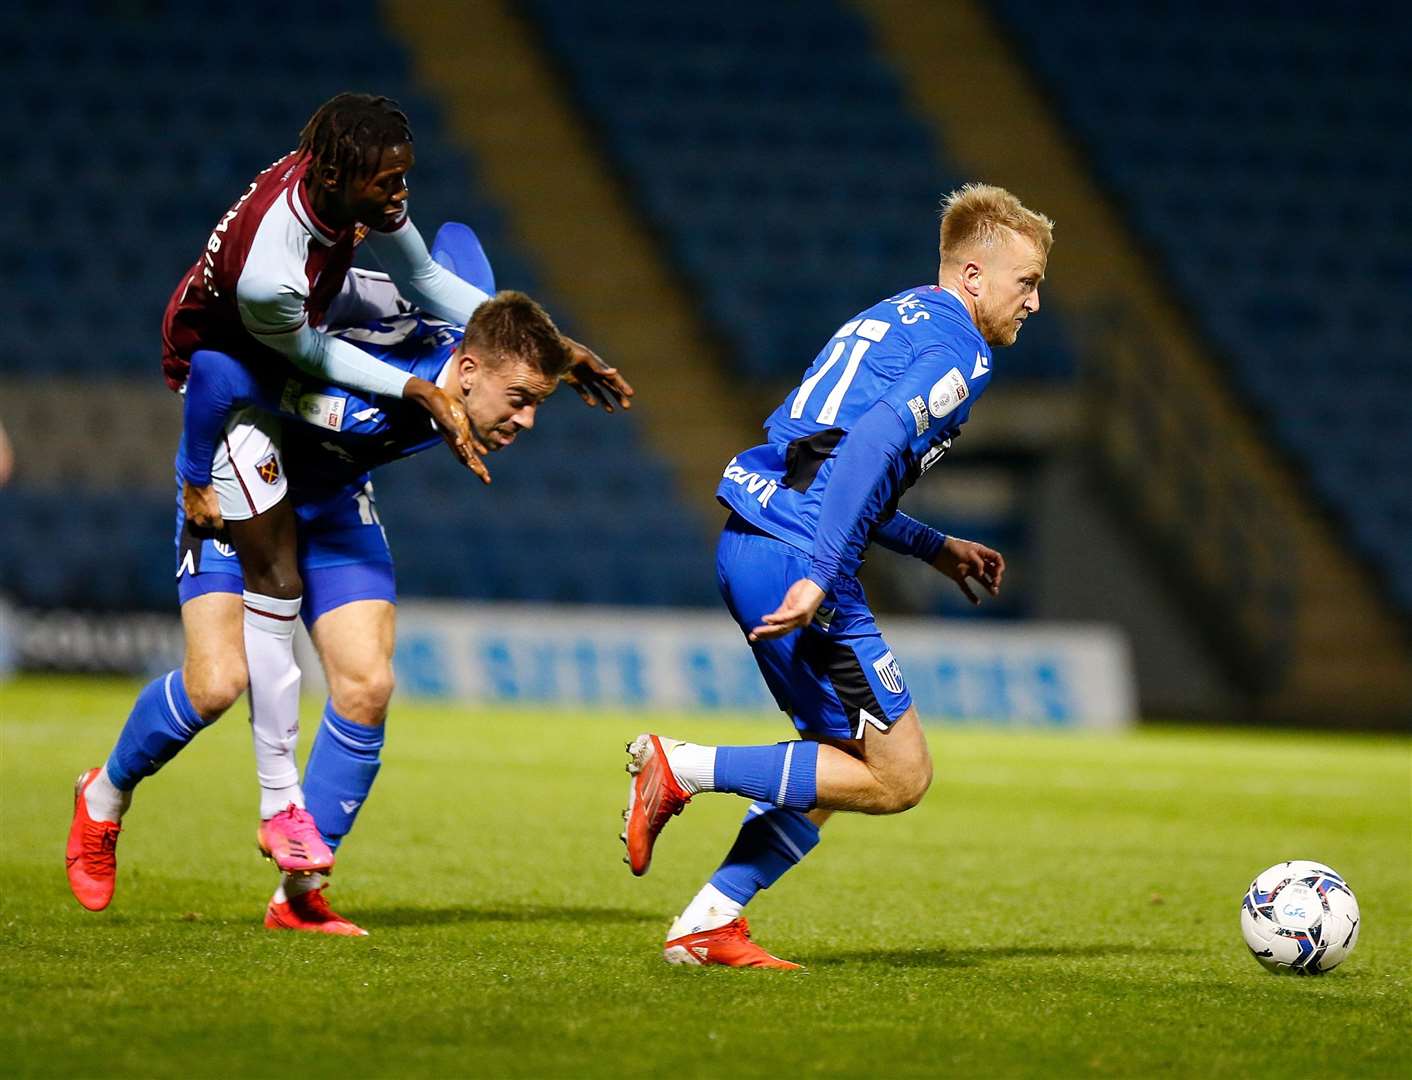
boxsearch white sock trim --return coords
[84,765,131,823]
[667,883,742,940]
[665,742,717,796]
[259,784,305,820]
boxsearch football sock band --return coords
[103,669,211,795]
[274,872,325,904]
[665,741,717,795]
[709,801,822,907]
[712,741,819,810]
[302,701,384,851]
[243,591,305,818]
[86,765,133,824]
[669,882,743,939]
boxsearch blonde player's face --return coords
[457,352,558,451]
[975,235,1046,348]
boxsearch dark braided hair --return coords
[298,93,414,181]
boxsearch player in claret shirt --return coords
[69,93,629,892]
[69,284,573,934]
[621,184,1053,968]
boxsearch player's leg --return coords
[624,522,926,872]
[66,529,247,910]
[263,484,395,936]
[265,598,393,938]
[640,520,928,967]
[302,596,396,853]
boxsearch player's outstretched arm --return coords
[873,511,947,563]
[561,337,634,412]
[931,536,1005,605]
[364,216,490,327]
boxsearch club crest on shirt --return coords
[255,452,282,485]
[873,651,905,695]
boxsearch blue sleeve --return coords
[179,350,279,486]
[806,401,912,593]
[873,511,946,562]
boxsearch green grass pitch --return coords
[2,676,1409,1077]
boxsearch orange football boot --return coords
[257,804,334,875]
[264,886,367,936]
[663,918,802,970]
[65,768,122,911]
[622,734,691,876]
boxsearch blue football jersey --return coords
[717,285,993,576]
[278,312,463,496]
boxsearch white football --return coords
[1240,860,1360,975]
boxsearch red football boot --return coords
[257,804,334,875]
[65,768,122,911]
[621,734,691,876]
[264,886,367,936]
[663,918,802,970]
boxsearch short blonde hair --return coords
[939,183,1054,265]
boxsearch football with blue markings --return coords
[1240,860,1360,975]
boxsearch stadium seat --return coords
[991,0,1412,615]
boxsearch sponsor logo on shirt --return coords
[907,395,930,436]
[928,367,969,419]
[721,457,779,509]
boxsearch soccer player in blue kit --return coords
[67,277,572,933]
[622,184,1054,968]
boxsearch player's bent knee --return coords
[330,665,394,726]
[876,753,933,814]
[183,657,248,722]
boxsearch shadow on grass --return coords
[807,943,1198,969]
[361,903,662,928]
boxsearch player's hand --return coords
[931,536,1005,605]
[561,337,634,412]
[183,481,223,531]
[405,377,491,485]
[750,578,827,642]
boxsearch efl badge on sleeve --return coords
[255,451,282,485]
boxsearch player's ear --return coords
[962,259,984,297]
[315,164,341,193]
[458,349,478,391]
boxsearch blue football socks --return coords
[709,801,822,906]
[105,670,211,791]
[712,740,819,810]
[302,701,384,851]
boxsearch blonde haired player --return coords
[622,184,1053,968]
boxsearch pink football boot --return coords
[257,804,334,875]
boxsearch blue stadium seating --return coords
[993,0,1412,614]
[3,0,717,611]
[525,0,1077,385]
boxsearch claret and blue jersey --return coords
[176,311,463,500]
[173,312,467,623]
[716,284,993,584]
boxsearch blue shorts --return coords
[174,474,396,629]
[716,514,913,740]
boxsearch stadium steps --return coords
[855,0,1412,722]
[382,0,758,521]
